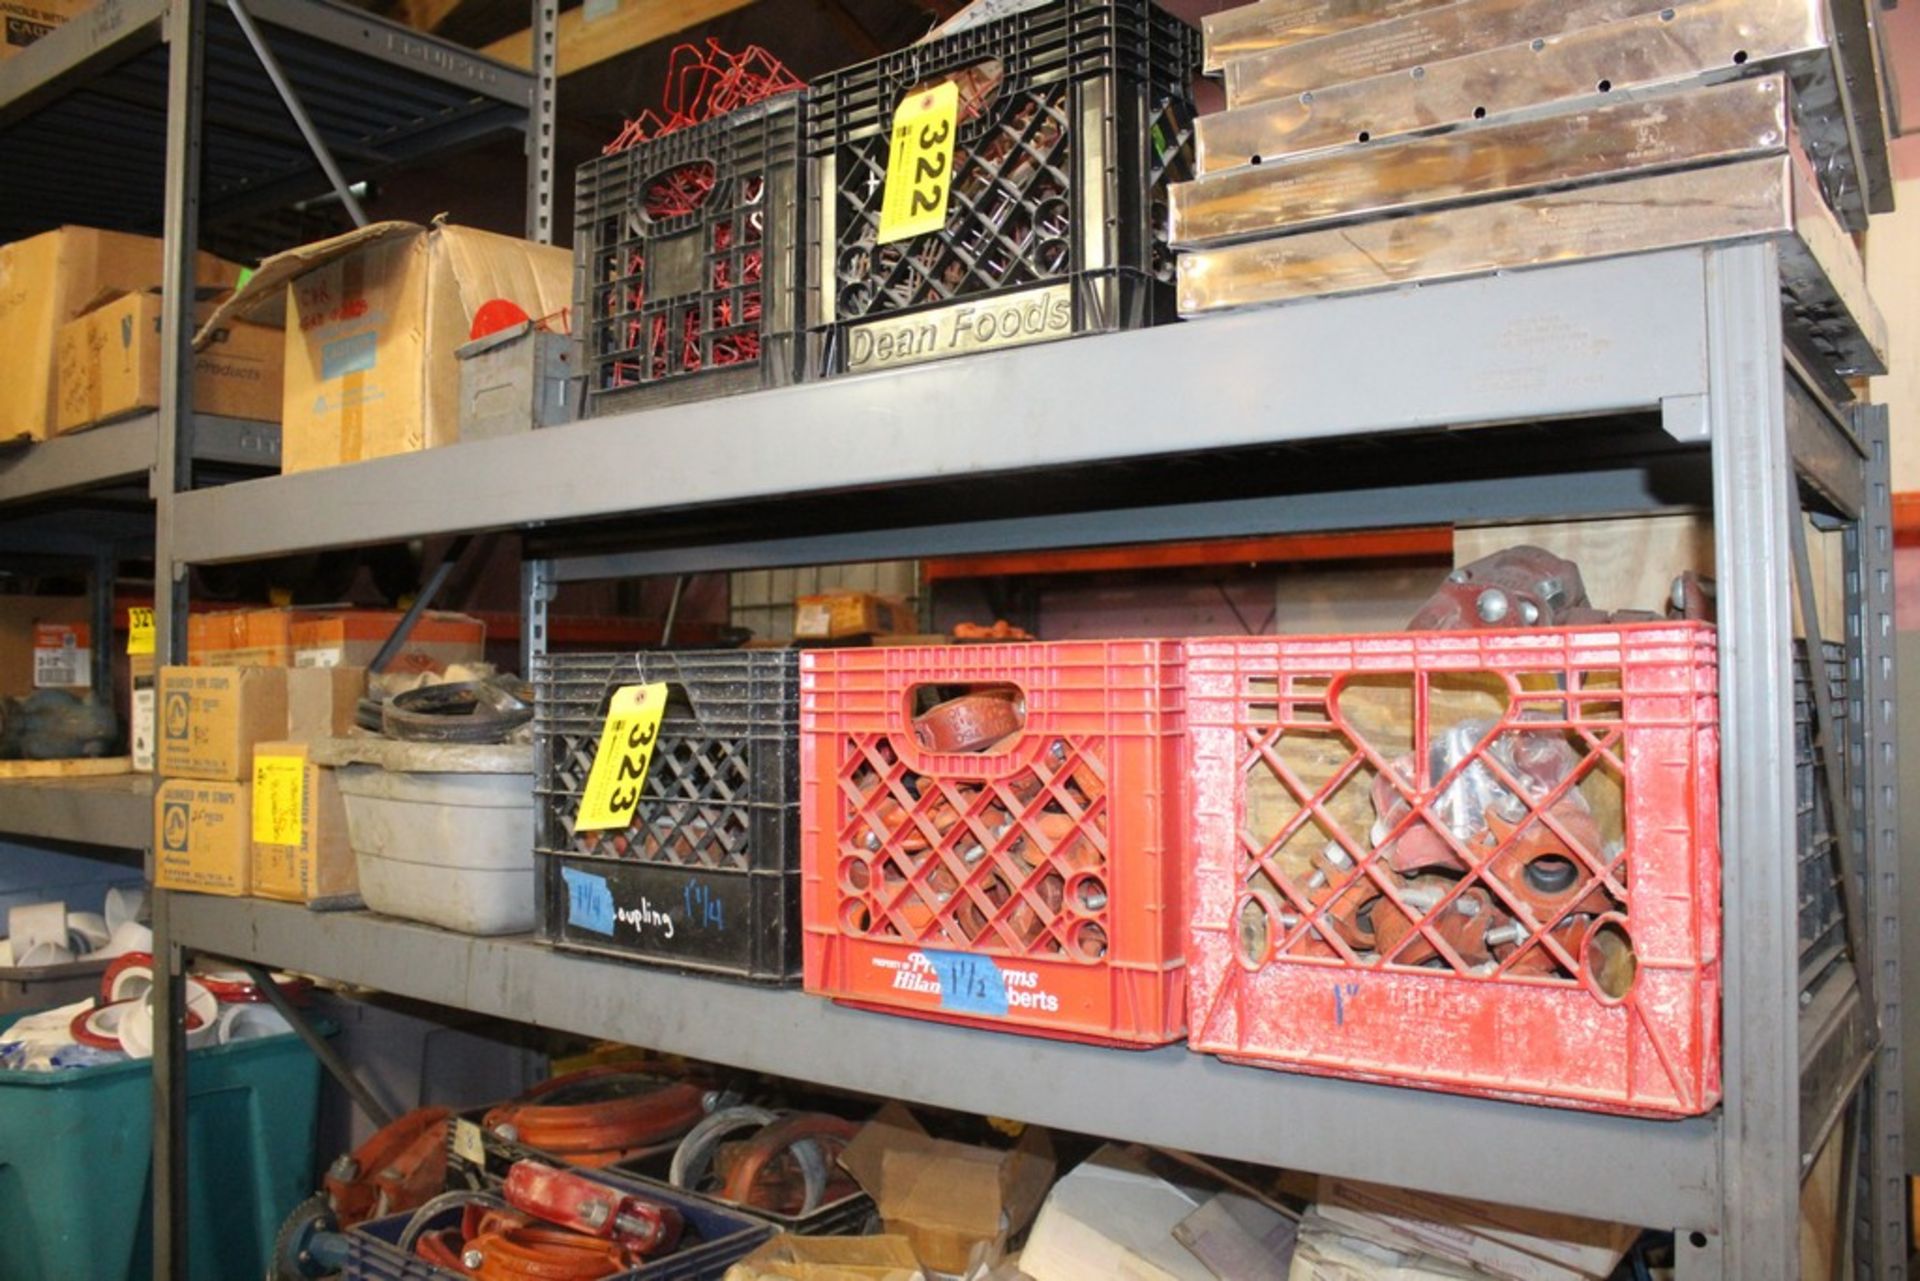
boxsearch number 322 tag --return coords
[878,81,959,245]
[575,683,669,831]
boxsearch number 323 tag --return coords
[877,81,959,245]
[575,683,669,832]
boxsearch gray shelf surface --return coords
[0,414,279,510]
[0,773,152,850]
[0,0,532,254]
[167,249,1722,566]
[166,891,1723,1232]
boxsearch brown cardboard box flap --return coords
[723,1234,924,1281]
[192,220,421,348]
[840,1104,1055,1271]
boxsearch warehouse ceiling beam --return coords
[482,0,758,75]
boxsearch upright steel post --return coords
[522,556,553,677]
[89,545,114,701]
[1849,402,1905,1277]
[153,0,205,1272]
[525,0,557,245]
[1706,241,1799,1279]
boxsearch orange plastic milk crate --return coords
[1184,623,1720,1115]
[799,640,1187,1045]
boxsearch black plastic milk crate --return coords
[575,93,807,416]
[534,650,802,981]
[804,0,1198,378]
[344,1164,774,1281]
[1796,639,1851,986]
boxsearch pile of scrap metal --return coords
[0,689,116,759]
[1172,0,1886,393]
[1274,546,1709,983]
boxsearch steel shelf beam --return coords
[0,775,154,851]
[167,249,1715,566]
[0,415,280,512]
[165,892,1724,1232]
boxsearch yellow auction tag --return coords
[877,81,959,245]
[252,754,306,846]
[575,683,668,831]
[127,607,155,657]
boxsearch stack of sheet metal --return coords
[1171,0,1891,382]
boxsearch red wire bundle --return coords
[603,38,804,153]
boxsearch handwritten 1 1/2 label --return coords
[251,754,305,846]
[574,683,668,831]
[127,607,155,657]
[877,81,958,245]
[925,948,1010,1017]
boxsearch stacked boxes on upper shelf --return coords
[192,222,571,472]
[1172,0,1887,388]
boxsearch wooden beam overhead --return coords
[482,0,760,75]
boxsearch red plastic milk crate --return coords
[800,640,1187,1045]
[1184,624,1721,1115]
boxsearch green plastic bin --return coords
[0,1016,322,1281]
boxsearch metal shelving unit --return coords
[145,236,1904,1279]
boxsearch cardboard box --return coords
[54,291,282,434]
[723,1235,924,1281]
[794,592,917,640]
[0,227,240,442]
[1313,1178,1634,1281]
[1,0,90,61]
[839,1104,1054,1275]
[250,741,356,905]
[157,665,287,780]
[188,606,484,673]
[0,595,87,696]
[154,778,250,895]
[1022,1146,1295,1281]
[192,220,570,473]
[287,665,365,741]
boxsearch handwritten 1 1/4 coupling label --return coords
[574,683,668,831]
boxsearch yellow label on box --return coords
[574,683,668,832]
[252,754,305,846]
[127,607,154,656]
[877,81,958,245]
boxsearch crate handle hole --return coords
[640,159,720,226]
[1584,917,1637,1002]
[904,57,1005,129]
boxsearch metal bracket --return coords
[1789,482,1878,1028]
[521,557,555,676]
[1661,393,1710,443]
